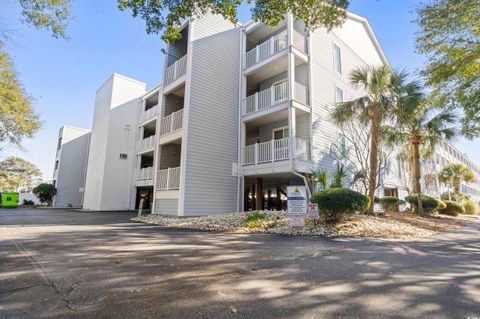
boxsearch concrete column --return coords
[255,178,263,210]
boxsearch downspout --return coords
[292,171,311,199]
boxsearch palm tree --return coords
[332,66,407,214]
[385,92,457,214]
[438,163,476,193]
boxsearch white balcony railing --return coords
[137,135,156,152]
[244,81,308,115]
[160,109,183,136]
[157,167,181,191]
[164,54,187,86]
[136,167,154,181]
[243,137,309,165]
[141,104,159,123]
[292,29,307,53]
[245,30,288,69]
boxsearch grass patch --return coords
[246,211,266,229]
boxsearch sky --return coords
[1,0,479,180]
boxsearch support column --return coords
[255,178,263,211]
[286,12,297,160]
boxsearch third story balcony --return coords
[141,104,159,123]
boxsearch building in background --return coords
[54,12,480,213]
[52,126,90,207]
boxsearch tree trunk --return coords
[367,115,381,214]
[452,178,461,193]
[412,141,424,215]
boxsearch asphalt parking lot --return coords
[1,207,479,318]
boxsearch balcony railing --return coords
[292,29,307,53]
[164,54,187,86]
[245,30,288,69]
[160,109,183,136]
[157,167,181,191]
[141,104,159,123]
[244,81,308,115]
[243,137,309,165]
[137,135,156,152]
[136,167,154,181]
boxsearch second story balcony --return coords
[164,54,187,87]
[157,167,181,191]
[243,137,310,166]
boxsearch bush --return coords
[404,194,440,213]
[463,200,479,215]
[437,200,447,210]
[310,188,369,223]
[32,183,57,206]
[379,196,400,212]
[440,192,470,203]
[440,200,465,216]
[246,211,266,228]
[22,199,34,205]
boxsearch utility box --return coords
[1,192,19,208]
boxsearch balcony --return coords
[135,166,154,186]
[243,137,310,165]
[160,109,183,136]
[243,81,309,116]
[137,135,156,153]
[245,29,307,70]
[157,167,181,191]
[164,54,187,87]
[141,105,159,123]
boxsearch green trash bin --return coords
[1,192,19,208]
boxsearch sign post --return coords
[287,186,307,227]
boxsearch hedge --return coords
[440,200,465,216]
[379,196,400,212]
[310,188,369,223]
[404,194,440,213]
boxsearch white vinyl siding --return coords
[181,15,241,216]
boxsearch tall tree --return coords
[331,66,407,214]
[0,156,42,191]
[0,47,42,150]
[385,90,457,214]
[416,0,480,138]
[118,0,350,42]
[438,163,476,193]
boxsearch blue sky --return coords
[2,0,479,180]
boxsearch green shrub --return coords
[246,211,266,228]
[440,200,465,216]
[379,196,400,212]
[310,188,369,223]
[404,194,440,213]
[440,192,470,203]
[437,200,447,210]
[463,200,479,215]
[22,199,34,205]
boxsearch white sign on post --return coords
[307,203,319,220]
[287,186,307,227]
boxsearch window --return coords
[333,44,342,74]
[57,137,62,150]
[335,87,344,103]
[55,160,59,170]
[119,153,128,159]
[273,127,289,140]
[338,134,346,159]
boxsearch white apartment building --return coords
[55,12,480,213]
[52,125,91,207]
